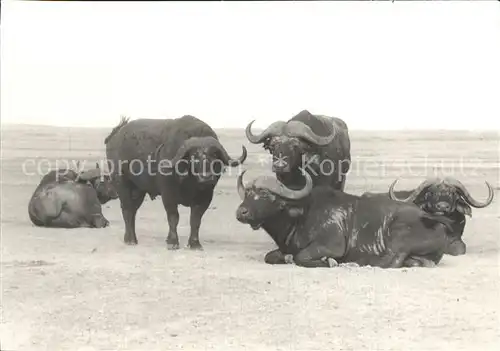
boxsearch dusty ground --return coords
[1,125,499,351]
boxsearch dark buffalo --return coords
[105,115,247,249]
[235,170,454,268]
[362,177,495,256]
[245,109,351,191]
[28,163,118,228]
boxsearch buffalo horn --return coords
[237,170,247,200]
[222,144,247,167]
[237,168,313,200]
[389,178,439,202]
[245,120,287,144]
[444,177,494,208]
[170,136,247,169]
[255,168,313,200]
[285,121,336,146]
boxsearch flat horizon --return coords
[2,122,499,133]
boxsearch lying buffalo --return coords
[362,177,495,256]
[105,115,247,249]
[245,109,351,191]
[236,170,454,268]
[28,163,118,228]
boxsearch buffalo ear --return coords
[456,199,472,217]
[262,138,273,151]
[287,206,304,218]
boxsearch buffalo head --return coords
[389,177,494,216]
[245,118,336,173]
[236,168,313,229]
[78,162,119,204]
[168,136,247,185]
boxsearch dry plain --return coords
[1,124,499,351]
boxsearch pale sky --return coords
[1,1,499,130]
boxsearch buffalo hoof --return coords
[187,241,204,251]
[94,217,109,228]
[404,257,436,268]
[419,259,436,268]
[264,250,286,264]
[167,243,180,250]
[403,258,422,267]
[124,238,138,245]
[321,257,338,267]
[284,254,294,264]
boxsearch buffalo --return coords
[363,177,495,256]
[245,109,351,191]
[28,163,118,228]
[235,170,454,268]
[105,115,247,249]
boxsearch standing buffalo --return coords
[105,115,247,249]
[28,163,118,228]
[362,177,495,256]
[235,170,454,268]
[245,109,351,191]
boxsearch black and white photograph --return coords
[1,1,499,350]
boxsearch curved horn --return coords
[285,121,336,146]
[389,178,438,202]
[78,168,101,181]
[168,140,194,171]
[170,136,247,170]
[216,142,248,167]
[255,168,313,200]
[170,137,205,170]
[245,120,287,144]
[237,170,247,200]
[444,178,495,208]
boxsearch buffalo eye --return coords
[301,141,311,151]
[258,190,276,202]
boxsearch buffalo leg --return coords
[378,251,409,268]
[90,214,109,228]
[164,205,180,250]
[82,211,106,228]
[264,249,290,264]
[117,179,146,245]
[186,191,213,250]
[403,256,437,268]
[84,202,109,228]
[403,257,423,267]
[49,214,83,228]
[187,204,210,250]
[293,243,340,268]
